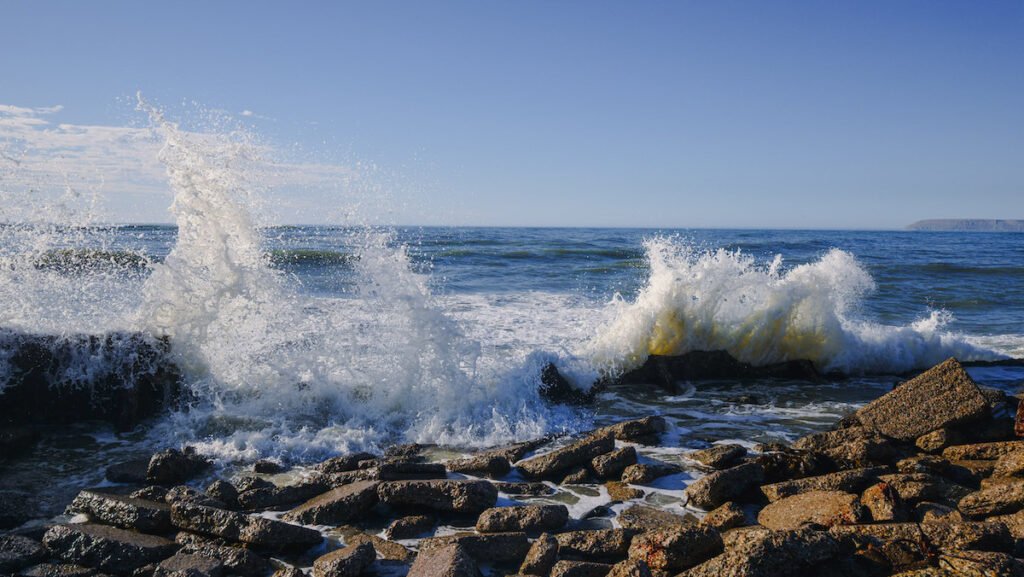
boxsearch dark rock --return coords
[594,417,668,444]
[378,462,447,480]
[147,449,210,486]
[829,522,1014,555]
[627,525,722,573]
[490,439,550,463]
[519,533,558,576]
[852,358,989,441]
[756,491,867,530]
[914,502,963,523]
[315,453,377,474]
[18,563,96,577]
[938,550,1024,576]
[42,524,179,575]
[700,502,746,531]
[419,532,530,564]
[0,535,46,573]
[959,482,1024,517]
[407,543,480,577]
[202,483,237,510]
[760,466,888,502]
[607,559,653,577]
[555,529,635,562]
[163,487,224,509]
[688,444,746,470]
[944,440,1024,460]
[385,515,435,540]
[231,477,273,494]
[475,505,569,533]
[617,505,696,531]
[343,532,412,563]
[251,461,284,474]
[173,534,270,577]
[235,480,327,511]
[169,503,322,550]
[491,482,555,496]
[605,482,644,502]
[152,554,222,577]
[282,481,378,525]
[616,351,820,392]
[446,454,511,477]
[0,426,39,459]
[752,449,833,484]
[680,528,842,577]
[590,447,637,480]
[861,482,907,522]
[269,568,303,577]
[0,490,35,530]
[877,473,972,507]
[896,455,986,487]
[130,488,170,503]
[106,461,150,485]
[620,463,680,485]
[67,490,173,534]
[561,466,591,484]
[376,480,497,514]
[539,363,595,404]
[384,443,432,462]
[685,462,764,510]
[517,433,614,479]
[550,560,613,577]
[310,542,374,577]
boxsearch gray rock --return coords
[147,449,211,486]
[232,478,273,494]
[446,454,511,477]
[169,503,322,550]
[42,524,179,575]
[152,554,222,577]
[384,515,435,540]
[617,505,696,531]
[756,491,867,530]
[18,563,96,577]
[0,535,46,572]
[492,482,555,496]
[680,528,842,577]
[684,462,764,510]
[420,533,530,564]
[203,483,238,510]
[235,481,328,511]
[376,480,497,514]
[517,433,615,479]
[760,466,888,502]
[174,533,271,577]
[476,505,569,533]
[688,445,747,470]
[282,481,378,525]
[620,463,680,485]
[163,487,224,509]
[407,543,480,577]
[252,461,285,474]
[550,560,613,577]
[67,490,173,534]
[594,417,667,444]
[519,533,558,576]
[959,481,1024,517]
[561,466,591,484]
[627,525,722,573]
[555,530,635,562]
[590,447,637,480]
[130,487,170,503]
[311,542,374,577]
[343,532,413,563]
[315,453,377,474]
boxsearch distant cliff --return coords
[908,219,1024,232]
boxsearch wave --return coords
[33,249,153,272]
[584,237,1004,376]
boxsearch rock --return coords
[616,351,819,392]
[760,466,888,502]
[385,515,435,539]
[793,426,875,453]
[152,553,222,577]
[169,503,322,550]
[517,433,614,479]
[943,441,1024,461]
[384,443,432,462]
[236,481,328,510]
[591,447,637,480]
[42,524,179,575]
[475,505,569,533]
[822,438,913,469]
[688,444,747,470]
[316,452,378,474]
[17,563,96,577]
[680,528,842,577]
[878,473,972,506]
[829,522,1013,555]
[147,448,211,486]
[420,533,530,564]
[519,533,558,576]
[67,490,173,534]
[446,454,511,477]
[555,530,635,562]
[106,460,151,484]
[752,449,833,484]
[174,534,270,577]
[938,550,1024,577]
[0,490,36,530]
[756,491,866,530]
[343,533,413,563]
[620,463,680,485]
[131,487,170,502]
[607,559,653,577]
[408,543,480,577]
[282,481,378,525]
[993,451,1024,478]
[0,535,46,572]
[271,568,304,577]
[861,482,907,522]
[594,417,667,444]
[376,480,497,514]
[627,525,722,573]
[852,358,989,441]
[605,482,644,502]
[550,560,614,577]
[617,505,696,531]
[233,477,273,493]
[203,483,238,510]
[701,502,746,531]
[959,482,1024,517]
[685,462,764,510]
[252,460,285,474]
[163,487,224,509]
[492,482,555,496]
[539,363,596,404]
[378,461,447,480]
[896,455,986,487]
[562,466,591,484]
[916,428,961,453]
[915,502,964,524]
[311,542,374,577]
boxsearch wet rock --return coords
[943,440,1024,461]
[852,358,989,441]
[0,490,36,530]
[446,454,511,477]
[235,480,328,510]
[147,448,211,486]
[492,482,555,496]
[594,417,667,444]
[959,481,1024,517]
[152,554,222,577]
[407,543,480,577]
[756,490,866,530]
[519,533,558,576]
[590,447,637,480]
[861,482,907,522]
[18,563,96,577]
[203,483,237,511]
[616,351,819,392]
[550,560,613,577]
[914,502,964,524]
[760,466,888,502]
[106,460,150,485]
[67,490,173,534]
[605,482,644,502]
[42,524,179,575]
[378,461,447,480]
[252,460,285,474]
[688,444,746,470]
[476,505,569,533]
[539,363,595,404]
[617,505,696,531]
[620,463,680,485]
[232,477,273,494]
[343,532,413,563]
[169,503,322,550]
[680,527,842,577]
[384,443,432,462]
[311,542,374,577]
[752,449,833,484]
[685,462,764,510]
[555,529,635,562]
[517,433,614,479]
[420,533,530,564]
[491,439,550,463]
[283,481,379,525]
[562,466,591,484]
[163,487,224,509]
[173,534,270,577]
[627,525,722,573]
[376,480,497,514]
[701,502,746,531]
[385,515,435,540]
[0,535,46,573]
[607,559,652,577]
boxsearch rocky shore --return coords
[5,357,1024,576]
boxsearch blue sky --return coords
[2,1,1022,228]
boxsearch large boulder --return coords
[684,462,764,510]
[66,489,173,534]
[475,505,569,533]
[627,525,722,573]
[170,503,322,550]
[311,542,374,577]
[147,448,211,485]
[419,533,530,564]
[519,533,558,576]
[517,433,615,479]
[376,480,497,514]
[0,535,47,573]
[760,466,888,502]
[407,543,480,577]
[42,523,179,575]
[680,528,842,577]
[756,491,867,530]
[153,553,223,577]
[282,481,378,525]
[555,530,635,562]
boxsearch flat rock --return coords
[829,521,1013,554]
[420,532,530,564]
[147,448,211,486]
[605,482,644,502]
[627,525,722,573]
[376,480,497,514]
[591,447,637,480]
[550,560,614,577]
[943,440,1024,461]
[555,529,635,562]
[679,528,842,577]
[517,433,614,479]
[153,553,223,577]
[519,533,558,576]
[316,452,377,474]
[0,535,47,572]
[852,358,989,441]
[170,503,322,550]
[756,490,866,530]
[594,417,667,444]
[446,454,511,477]
[959,481,1024,517]
[492,482,555,496]
[878,473,972,506]
[42,523,179,575]
[475,505,569,533]
[688,444,747,470]
[760,466,888,502]
[385,515,435,540]
[617,505,695,531]
[174,534,270,577]
[67,490,173,534]
[685,462,764,510]
[344,533,413,563]
[700,502,746,531]
[282,481,378,525]
[620,463,680,485]
[407,543,480,577]
[311,542,374,577]
[793,426,875,453]
[937,550,1024,577]
[236,481,328,511]
[751,449,832,484]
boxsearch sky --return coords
[1,1,1022,228]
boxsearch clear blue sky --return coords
[2,1,1022,228]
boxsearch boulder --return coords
[252,460,285,474]
[203,482,238,510]
[236,480,329,510]
[343,532,413,563]
[627,525,722,573]
[517,433,614,479]
[169,503,322,550]
[539,363,596,404]
[555,530,635,562]
[67,489,173,534]
[852,358,989,441]
[376,480,497,514]
[385,515,435,539]
[550,561,614,577]
[679,528,842,577]
[316,452,378,474]
[562,466,591,484]
[446,454,511,477]
[42,524,179,575]
[943,441,1024,461]
[760,466,888,502]
[620,463,681,485]
[607,560,653,577]
[993,451,1024,478]
[419,533,530,564]
[407,543,480,577]
[17,563,96,577]
[147,448,211,486]
[959,482,1024,517]
[605,482,644,502]
[829,522,1014,555]
[475,505,569,533]
[132,486,171,502]
[616,351,819,392]
[594,417,667,444]
[153,553,223,577]
[519,533,558,576]
[861,482,908,522]
[878,473,972,506]
[617,505,696,531]
[688,444,747,470]
[311,542,374,577]
[492,482,555,496]
[174,533,270,577]
[282,481,379,525]
[684,462,764,510]
[700,502,746,531]
[590,447,637,480]
[0,535,47,573]
[756,491,866,530]
[751,449,832,484]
